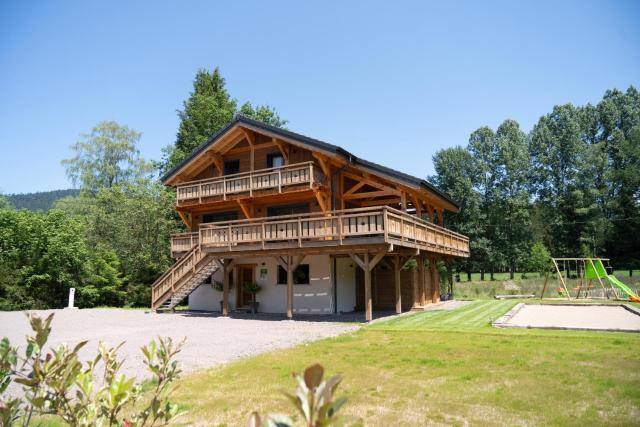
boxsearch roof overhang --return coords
[161,115,460,212]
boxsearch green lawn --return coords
[170,300,640,426]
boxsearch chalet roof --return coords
[161,115,459,209]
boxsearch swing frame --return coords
[540,258,617,300]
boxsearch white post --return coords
[67,288,76,309]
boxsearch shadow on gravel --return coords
[159,310,398,324]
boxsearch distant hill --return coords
[6,189,80,211]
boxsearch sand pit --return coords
[493,303,640,332]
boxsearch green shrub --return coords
[249,363,361,427]
[0,313,183,426]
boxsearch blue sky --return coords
[1,0,638,194]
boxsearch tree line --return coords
[433,87,640,279]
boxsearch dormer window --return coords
[267,153,285,168]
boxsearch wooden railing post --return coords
[278,169,282,193]
[309,164,314,189]
[223,177,227,200]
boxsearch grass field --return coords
[170,300,640,426]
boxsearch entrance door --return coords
[236,265,255,307]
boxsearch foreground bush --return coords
[0,313,183,426]
[249,363,361,427]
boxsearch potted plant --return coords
[243,282,262,314]
[212,280,224,312]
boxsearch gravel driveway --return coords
[0,309,359,380]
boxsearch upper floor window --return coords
[202,211,238,224]
[267,203,309,217]
[267,153,285,168]
[224,159,240,175]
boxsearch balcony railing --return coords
[194,207,469,257]
[176,161,323,204]
[170,232,199,256]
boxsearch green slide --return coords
[606,275,639,300]
[585,259,639,301]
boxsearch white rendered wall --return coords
[188,255,333,315]
[335,257,357,313]
[188,266,236,311]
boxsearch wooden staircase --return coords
[151,244,221,311]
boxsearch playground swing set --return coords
[540,258,640,302]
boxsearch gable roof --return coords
[161,115,459,210]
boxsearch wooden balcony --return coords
[195,207,469,257]
[176,161,324,206]
[170,232,199,257]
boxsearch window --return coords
[202,211,238,224]
[267,203,309,217]
[224,159,240,175]
[267,152,285,168]
[278,264,310,285]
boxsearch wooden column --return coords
[393,255,402,314]
[350,250,387,322]
[418,253,426,306]
[276,255,305,319]
[424,255,433,305]
[411,257,420,308]
[287,255,294,318]
[222,259,236,316]
[430,256,440,303]
[364,253,372,322]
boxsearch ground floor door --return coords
[356,259,415,310]
[236,265,255,307]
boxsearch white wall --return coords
[188,266,234,311]
[188,255,333,315]
[335,257,357,313]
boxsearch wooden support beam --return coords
[427,205,434,223]
[430,256,440,303]
[287,255,294,319]
[424,255,433,304]
[350,249,388,322]
[343,181,366,197]
[222,258,236,316]
[363,252,372,322]
[206,151,224,175]
[393,255,402,314]
[359,198,402,207]
[312,153,331,178]
[237,199,252,220]
[419,253,426,306]
[177,211,192,229]
[272,138,289,164]
[411,193,423,218]
[343,190,399,200]
[400,192,407,213]
[314,190,330,215]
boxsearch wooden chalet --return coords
[152,116,469,321]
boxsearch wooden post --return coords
[412,258,419,308]
[364,253,372,322]
[425,255,433,304]
[287,255,294,319]
[394,255,402,314]
[419,253,426,306]
[430,256,439,303]
[222,259,230,316]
